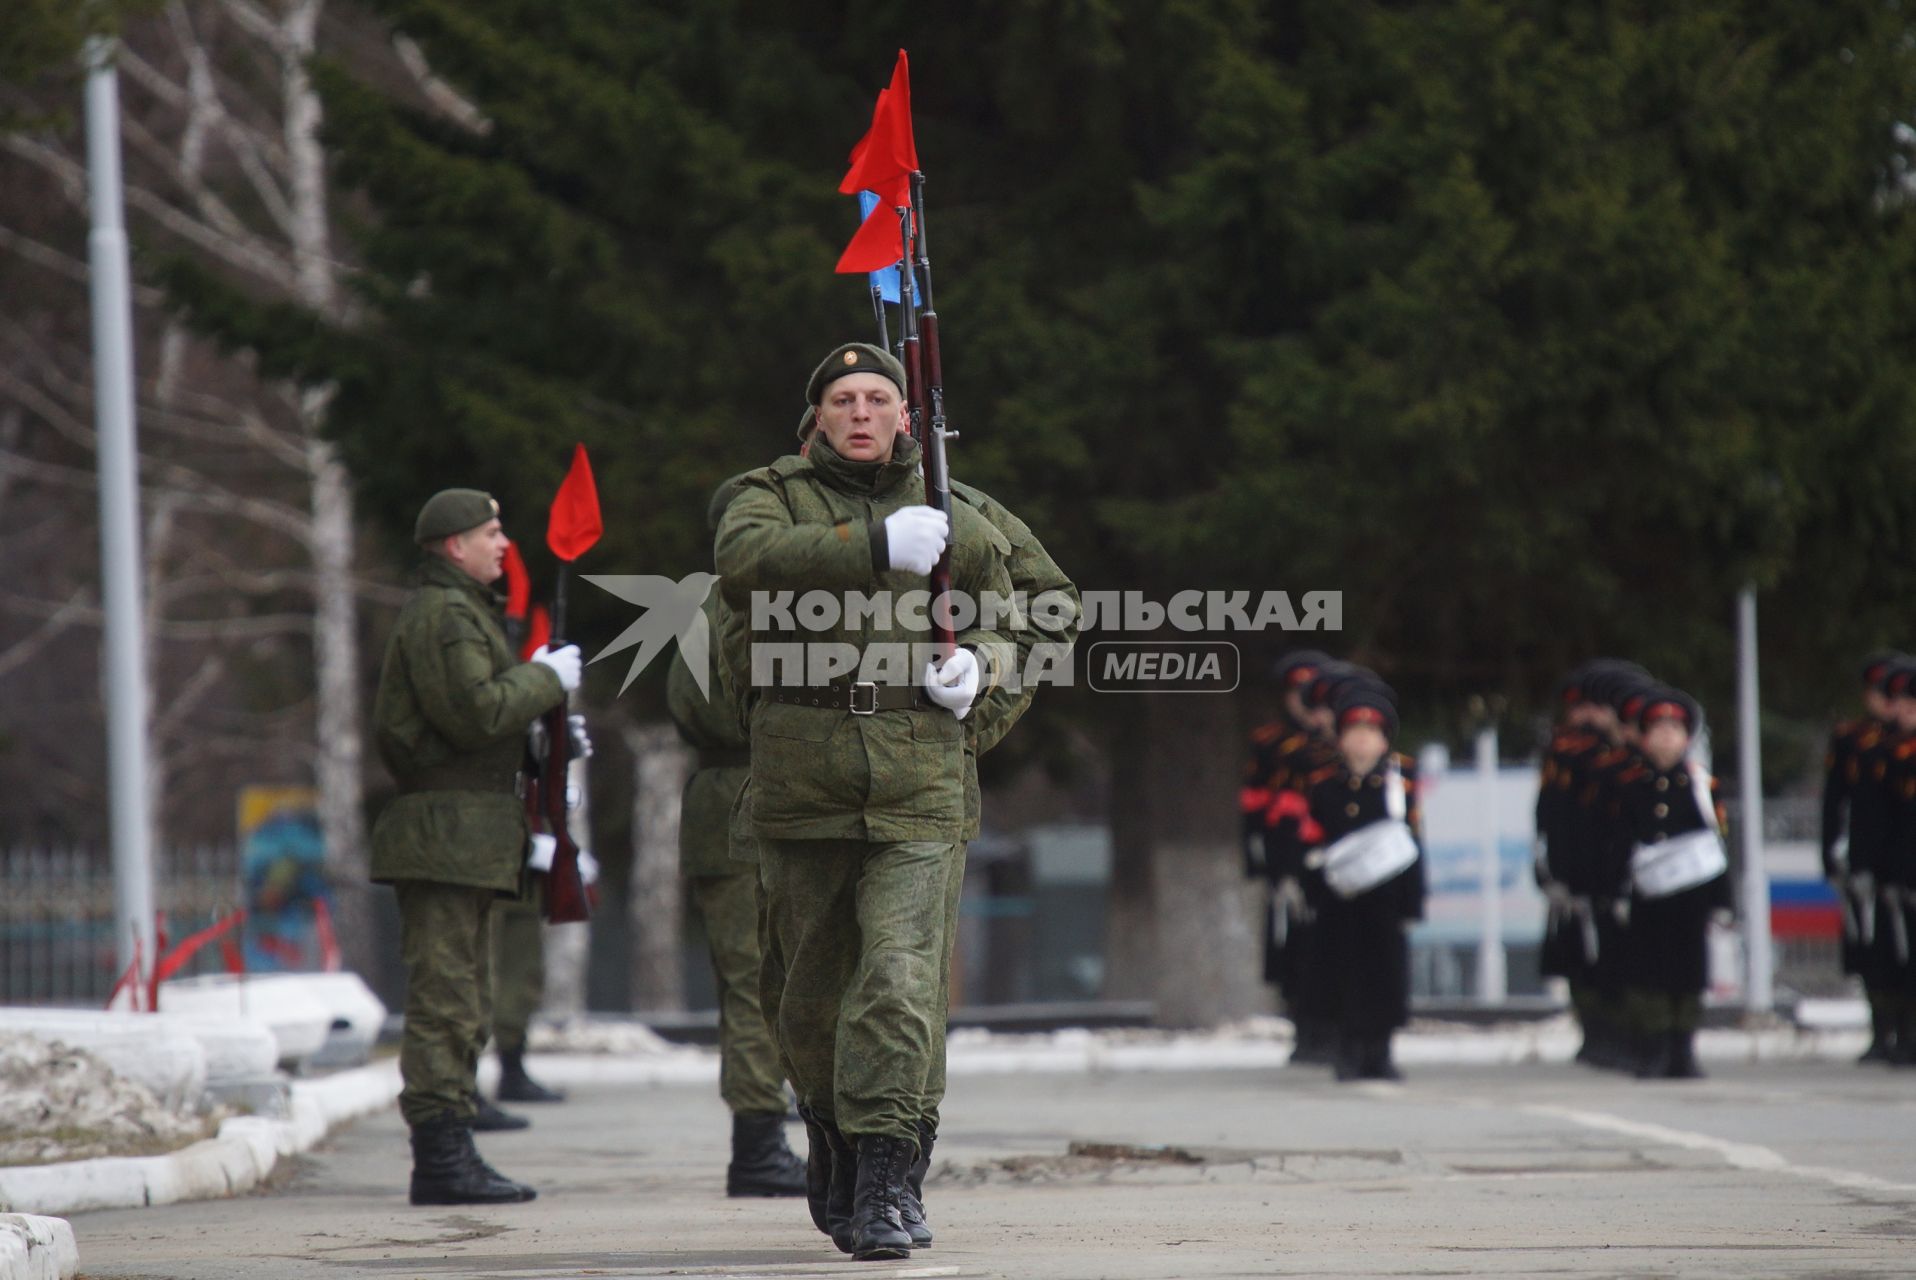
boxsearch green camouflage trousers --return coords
[490,885,544,1054]
[688,869,789,1115]
[395,881,495,1128]
[758,838,961,1140]
[917,843,967,1138]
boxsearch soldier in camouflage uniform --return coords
[369,489,582,1206]
[788,408,1081,1248]
[666,475,808,1198]
[716,342,1016,1261]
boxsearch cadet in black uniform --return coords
[1610,689,1729,1080]
[1878,663,1916,1065]
[1240,651,1334,1057]
[1823,652,1903,1063]
[1576,665,1657,1070]
[1294,679,1426,1082]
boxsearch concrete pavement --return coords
[67,1058,1916,1278]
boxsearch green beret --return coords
[795,405,816,443]
[414,488,500,544]
[806,342,907,405]
[706,472,753,533]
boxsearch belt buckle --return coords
[849,681,879,716]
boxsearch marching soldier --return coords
[370,489,582,1205]
[1826,653,1904,1063]
[1290,678,1426,1082]
[667,476,809,1198]
[716,342,1016,1260]
[1609,689,1729,1080]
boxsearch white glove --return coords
[532,643,582,692]
[884,506,949,575]
[527,832,557,871]
[568,713,592,759]
[923,648,980,720]
[577,849,601,887]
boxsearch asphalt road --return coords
[71,1058,1916,1279]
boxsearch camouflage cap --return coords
[795,404,816,442]
[414,488,500,544]
[806,342,906,405]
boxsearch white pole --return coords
[1475,725,1507,1003]
[1737,585,1773,1014]
[84,38,157,981]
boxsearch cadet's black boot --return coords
[1857,997,1892,1064]
[826,1125,859,1254]
[471,1094,530,1132]
[496,1048,567,1103]
[1332,1032,1365,1083]
[1364,1036,1403,1082]
[1890,1011,1916,1067]
[726,1111,808,1197]
[1633,1031,1673,1080]
[1664,1030,1705,1080]
[408,1113,534,1205]
[847,1134,916,1261]
[796,1104,836,1234]
[1292,1018,1334,1067]
[899,1121,934,1248]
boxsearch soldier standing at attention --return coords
[1294,678,1426,1082]
[716,342,1014,1261]
[1824,653,1903,1063]
[666,474,808,1198]
[370,489,581,1205]
[1610,689,1729,1080]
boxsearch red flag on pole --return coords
[838,51,917,207]
[502,541,531,620]
[546,443,603,563]
[838,202,913,274]
[518,603,551,662]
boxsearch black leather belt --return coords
[761,680,921,715]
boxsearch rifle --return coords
[897,195,957,657]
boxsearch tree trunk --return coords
[624,723,688,1013]
[280,0,374,975]
[1103,692,1269,1027]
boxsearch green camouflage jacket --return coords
[951,479,1080,839]
[666,591,752,876]
[369,556,566,890]
[715,435,1013,842]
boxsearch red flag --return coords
[519,603,551,662]
[502,541,531,620]
[838,51,917,206]
[838,202,912,274]
[313,898,341,973]
[546,443,603,562]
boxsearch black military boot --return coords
[1890,1011,1916,1067]
[472,1094,530,1131]
[1857,996,1893,1064]
[1633,1030,1673,1080]
[727,1111,808,1197]
[1363,1036,1403,1082]
[1291,1017,1334,1067]
[796,1104,837,1235]
[1332,1031,1365,1083]
[847,1134,916,1261]
[826,1125,859,1254]
[497,1048,567,1103]
[409,1113,535,1205]
[899,1121,934,1248]
[1664,1030,1705,1080]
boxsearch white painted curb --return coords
[0,1214,77,1280]
[0,1059,399,1220]
[478,1021,1873,1092]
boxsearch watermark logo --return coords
[584,572,721,695]
[1087,641,1240,693]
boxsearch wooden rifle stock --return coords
[897,199,956,656]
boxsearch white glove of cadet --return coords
[567,712,592,759]
[923,648,980,721]
[531,643,582,692]
[884,505,949,575]
[527,832,557,872]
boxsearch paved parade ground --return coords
[67,1058,1916,1279]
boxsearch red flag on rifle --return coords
[836,51,918,273]
[518,604,551,662]
[546,444,603,563]
[502,541,531,620]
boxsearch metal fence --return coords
[0,845,244,1005]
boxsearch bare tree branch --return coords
[152,651,228,738]
[0,589,91,681]
[392,35,491,135]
